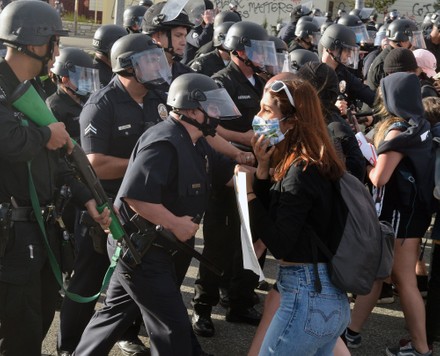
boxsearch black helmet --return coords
[320,24,357,50]
[51,47,99,96]
[320,21,332,35]
[213,10,241,28]
[0,0,68,46]
[167,73,240,120]
[337,15,370,44]
[388,9,400,22]
[223,21,268,51]
[294,21,320,41]
[289,49,319,71]
[139,0,153,7]
[123,5,147,29]
[213,21,235,48]
[111,33,159,73]
[110,33,171,86]
[92,24,127,56]
[296,16,314,26]
[142,2,194,35]
[349,9,362,18]
[290,4,312,21]
[51,47,94,77]
[268,36,287,53]
[386,18,422,43]
[337,14,363,27]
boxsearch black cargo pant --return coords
[0,221,60,356]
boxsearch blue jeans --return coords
[259,264,350,356]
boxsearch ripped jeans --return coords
[259,263,350,356]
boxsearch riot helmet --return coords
[296,16,314,26]
[167,73,241,136]
[320,24,360,69]
[349,9,362,18]
[213,10,242,28]
[388,9,400,22]
[0,0,68,65]
[92,24,127,57]
[51,47,100,97]
[213,21,235,48]
[110,33,171,88]
[223,21,278,75]
[289,49,319,71]
[374,23,389,46]
[142,2,194,35]
[142,1,194,60]
[337,14,370,44]
[295,21,320,46]
[269,36,289,74]
[386,19,426,48]
[312,8,322,17]
[290,4,312,21]
[123,5,148,33]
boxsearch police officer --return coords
[368,19,424,90]
[191,21,277,337]
[182,0,215,65]
[91,24,127,87]
[279,4,312,44]
[289,48,320,71]
[75,72,239,356]
[46,47,100,141]
[193,9,242,59]
[0,2,109,355]
[425,18,440,73]
[139,0,152,8]
[123,5,148,34]
[288,21,320,52]
[320,24,375,108]
[190,21,235,77]
[142,1,194,80]
[57,34,171,356]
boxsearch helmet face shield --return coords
[374,30,387,46]
[131,48,172,85]
[340,45,360,69]
[351,24,370,44]
[271,52,291,74]
[199,88,241,120]
[68,66,100,96]
[245,40,278,72]
[410,30,426,49]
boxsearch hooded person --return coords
[374,71,434,356]
[298,62,365,180]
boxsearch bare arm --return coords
[215,126,254,147]
[124,198,199,242]
[206,134,255,165]
[368,129,404,187]
[87,153,129,180]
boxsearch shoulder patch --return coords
[192,32,199,39]
[157,103,168,120]
[213,79,224,88]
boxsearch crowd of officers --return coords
[1,0,440,355]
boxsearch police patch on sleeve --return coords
[192,32,199,39]
[158,103,168,120]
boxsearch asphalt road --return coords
[41,230,439,356]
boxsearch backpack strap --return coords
[309,224,334,294]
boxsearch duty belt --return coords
[10,206,54,222]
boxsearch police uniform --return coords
[190,49,228,77]
[58,75,168,353]
[194,40,215,60]
[191,61,263,322]
[74,117,235,356]
[0,58,93,355]
[336,63,376,107]
[212,60,265,132]
[425,35,440,72]
[367,46,392,91]
[182,23,214,65]
[172,60,194,80]
[46,88,82,141]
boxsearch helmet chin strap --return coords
[232,50,269,76]
[164,30,182,61]
[327,48,343,67]
[177,109,219,137]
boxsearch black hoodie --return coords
[379,72,435,212]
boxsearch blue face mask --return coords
[252,115,288,146]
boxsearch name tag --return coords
[192,183,201,189]
[118,124,131,131]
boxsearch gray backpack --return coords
[311,172,395,295]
